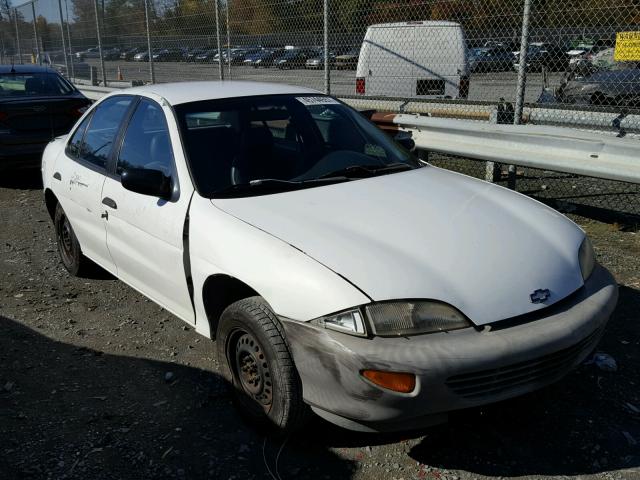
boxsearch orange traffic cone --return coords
[117,66,124,81]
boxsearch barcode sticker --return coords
[296,96,341,106]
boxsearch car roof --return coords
[120,81,321,105]
[0,64,57,74]
[368,20,461,28]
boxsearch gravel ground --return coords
[1,170,639,480]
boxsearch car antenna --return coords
[10,57,16,73]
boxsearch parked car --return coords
[75,47,100,61]
[513,43,570,72]
[195,49,218,62]
[356,21,469,99]
[276,48,316,69]
[335,47,360,70]
[120,47,144,61]
[242,50,264,67]
[42,81,617,433]
[559,64,640,106]
[103,47,121,60]
[38,52,91,79]
[469,46,514,72]
[153,48,185,62]
[184,47,207,62]
[134,49,162,62]
[305,50,334,69]
[0,65,91,170]
[250,48,285,68]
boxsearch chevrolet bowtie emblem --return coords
[530,289,551,303]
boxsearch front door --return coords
[101,97,195,323]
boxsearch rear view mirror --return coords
[121,168,172,200]
[394,131,416,151]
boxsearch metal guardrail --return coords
[384,115,640,185]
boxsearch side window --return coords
[80,96,133,169]
[66,112,93,159]
[117,99,174,177]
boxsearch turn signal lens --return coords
[361,370,416,393]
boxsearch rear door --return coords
[53,95,135,274]
[101,97,195,323]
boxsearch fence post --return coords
[31,2,40,64]
[511,0,532,190]
[214,0,224,80]
[323,0,330,95]
[93,0,107,86]
[143,0,155,84]
[13,9,22,64]
[57,0,69,78]
[225,1,231,78]
[63,0,74,79]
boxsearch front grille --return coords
[445,326,604,399]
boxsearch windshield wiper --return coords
[212,177,350,198]
[317,162,415,180]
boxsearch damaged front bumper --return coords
[280,264,618,432]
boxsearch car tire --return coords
[54,203,92,277]
[217,296,308,433]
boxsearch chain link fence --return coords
[1,0,639,220]
[3,0,638,121]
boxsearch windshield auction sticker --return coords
[614,31,640,61]
[296,96,341,106]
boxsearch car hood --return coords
[212,167,586,326]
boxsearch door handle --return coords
[102,197,117,209]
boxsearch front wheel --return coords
[217,296,308,433]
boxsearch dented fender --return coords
[188,194,370,337]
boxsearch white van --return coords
[355,21,469,99]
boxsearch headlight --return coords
[366,301,471,337]
[312,309,366,336]
[579,236,596,281]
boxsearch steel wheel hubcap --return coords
[59,216,74,263]
[234,332,272,409]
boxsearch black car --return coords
[514,43,570,72]
[0,65,91,170]
[276,48,316,69]
[120,47,144,61]
[184,48,207,62]
[469,46,514,72]
[249,48,285,68]
[153,48,185,62]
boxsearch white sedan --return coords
[42,81,618,433]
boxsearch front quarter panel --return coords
[188,194,370,337]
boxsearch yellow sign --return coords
[614,31,640,61]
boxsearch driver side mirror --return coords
[394,131,416,152]
[121,167,172,200]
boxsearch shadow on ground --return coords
[0,168,43,190]
[0,315,356,479]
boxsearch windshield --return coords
[175,94,421,198]
[0,72,75,97]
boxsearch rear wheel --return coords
[217,296,308,433]
[54,203,92,276]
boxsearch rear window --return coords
[0,72,74,97]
